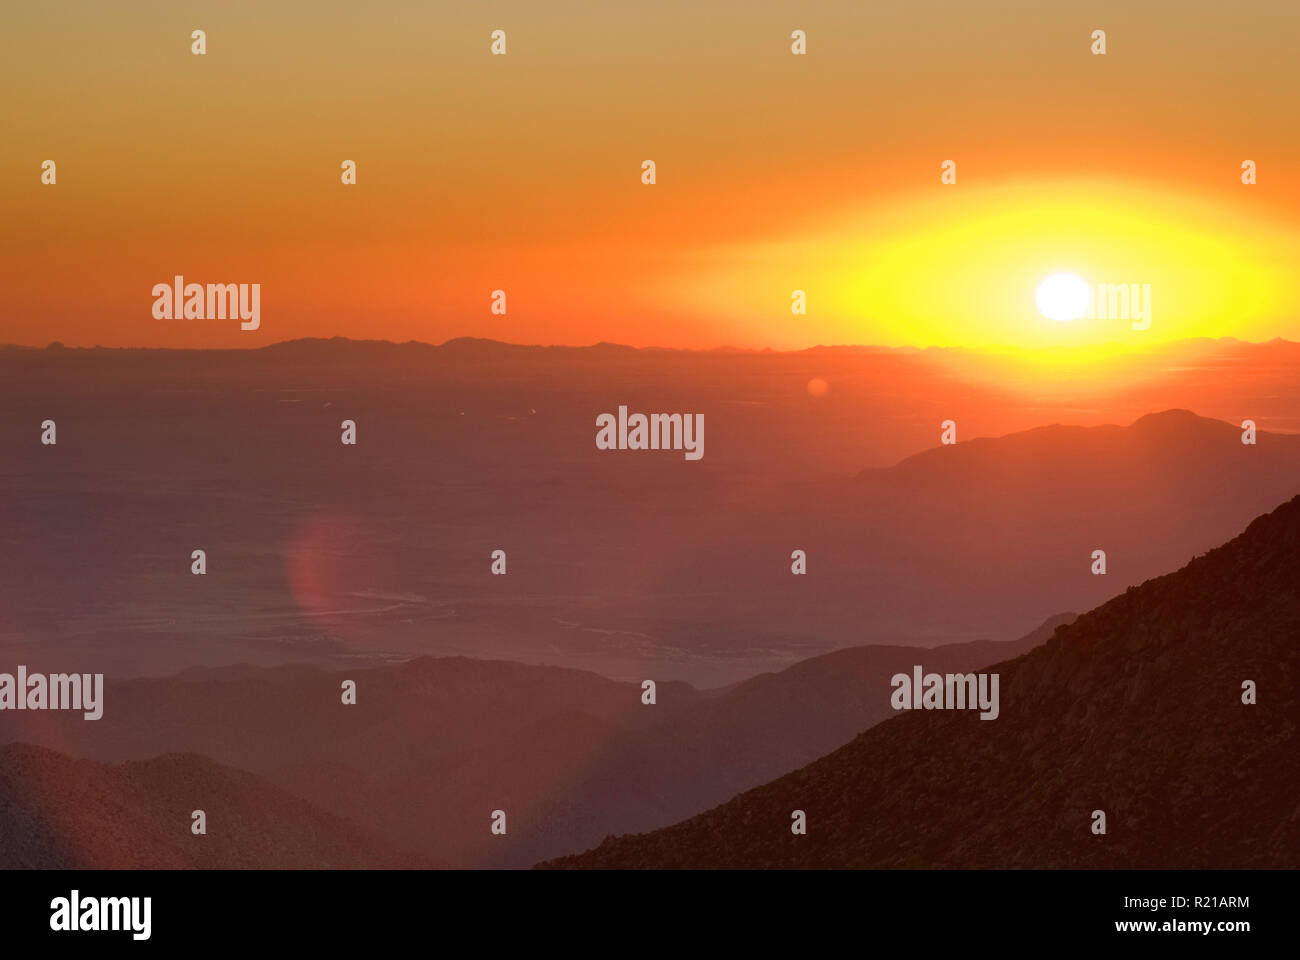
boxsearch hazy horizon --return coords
[5,331,1299,353]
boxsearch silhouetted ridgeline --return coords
[541,495,1300,868]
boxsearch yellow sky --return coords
[667,176,1296,349]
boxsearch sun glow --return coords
[662,178,1295,353]
[1036,273,1092,323]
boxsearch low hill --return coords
[0,743,404,868]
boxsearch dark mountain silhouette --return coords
[3,618,1068,868]
[541,494,1300,868]
[0,743,404,869]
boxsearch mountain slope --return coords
[542,495,1300,868]
[0,744,404,868]
[626,613,1077,809]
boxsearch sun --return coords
[1036,272,1092,323]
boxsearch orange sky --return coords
[3,1,1298,350]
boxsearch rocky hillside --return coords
[543,495,1300,868]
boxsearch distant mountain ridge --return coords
[861,408,1295,480]
[3,334,1296,357]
